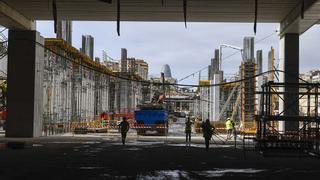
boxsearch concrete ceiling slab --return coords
[2,0,301,22]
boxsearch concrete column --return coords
[278,33,299,132]
[6,30,44,137]
[256,50,263,114]
[211,73,220,121]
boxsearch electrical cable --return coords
[11,38,308,88]
[178,66,208,82]
[178,30,278,82]
[223,30,277,61]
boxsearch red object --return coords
[100,113,109,120]
[113,113,134,119]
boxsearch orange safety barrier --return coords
[113,113,134,119]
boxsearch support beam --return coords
[6,30,44,137]
[280,0,320,37]
[278,33,299,132]
[0,1,35,30]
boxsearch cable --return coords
[10,38,308,88]
[178,66,208,82]
[178,30,278,82]
[223,30,278,61]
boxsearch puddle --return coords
[111,141,164,147]
[138,169,265,179]
[167,143,233,148]
[195,168,265,177]
[135,141,164,146]
[123,147,142,151]
[32,144,43,147]
[138,170,190,180]
[168,143,204,148]
[51,141,101,144]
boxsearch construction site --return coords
[1,0,320,179]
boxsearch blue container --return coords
[134,110,168,125]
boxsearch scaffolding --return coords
[42,38,143,135]
[240,62,257,133]
[256,82,320,156]
[219,83,240,121]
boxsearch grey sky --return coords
[37,21,320,85]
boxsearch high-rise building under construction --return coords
[82,35,94,59]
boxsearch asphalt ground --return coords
[0,132,320,180]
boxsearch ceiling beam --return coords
[0,1,35,30]
[280,0,320,37]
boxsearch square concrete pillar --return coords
[6,30,44,137]
[278,33,299,132]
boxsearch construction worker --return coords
[226,117,233,140]
[202,119,214,151]
[119,117,130,145]
[185,117,192,143]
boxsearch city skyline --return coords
[36,21,320,84]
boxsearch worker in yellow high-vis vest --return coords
[226,118,233,140]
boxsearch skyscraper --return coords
[161,64,172,78]
[57,20,72,44]
[120,48,128,72]
[82,35,94,59]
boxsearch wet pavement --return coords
[0,133,320,179]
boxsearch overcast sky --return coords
[37,21,320,85]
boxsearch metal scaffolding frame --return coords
[256,82,320,156]
[42,38,145,135]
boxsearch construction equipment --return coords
[134,87,168,136]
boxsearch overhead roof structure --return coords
[1,0,320,35]
[0,0,304,22]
